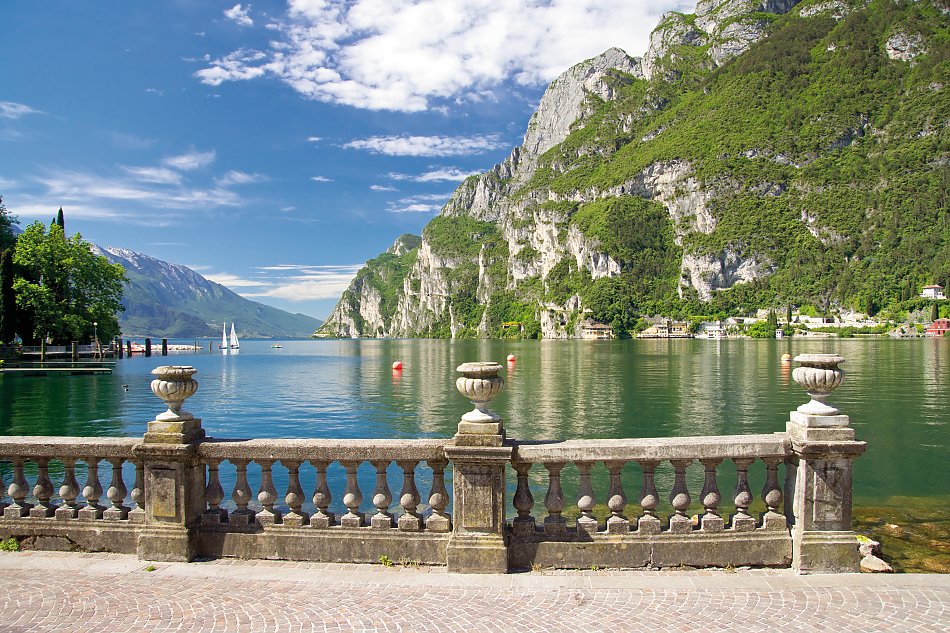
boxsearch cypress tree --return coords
[932,302,940,323]
[55,207,65,232]
[0,249,14,344]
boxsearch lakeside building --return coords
[925,318,950,337]
[921,284,946,300]
[580,321,613,339]
[638,320,692,339]
[695,321,726,339]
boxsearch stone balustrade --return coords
[0,355,866,573]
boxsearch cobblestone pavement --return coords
[0,552,948,632]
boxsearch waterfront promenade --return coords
[0,551,947,632]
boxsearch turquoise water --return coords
[1,338,947,508]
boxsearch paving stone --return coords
[0,552,947,632]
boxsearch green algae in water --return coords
[854,497,950,574]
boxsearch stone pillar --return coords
[134,365,206,562]
[445,362,512,574]
[786,354,866,573]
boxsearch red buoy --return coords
[507,354,516,363]
[392,361,403,370]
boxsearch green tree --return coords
[767,309,778,330]
[0,196,17,253]
[55,207,65,232]
[13,221,126,344]
[0,249,15,343]
[932,302,940,323]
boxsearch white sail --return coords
[230,323,240,349]
[220,323,228,350]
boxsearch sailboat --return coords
[218,323,228,350]
[229,323,240,349]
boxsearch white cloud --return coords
[344,134,504,157]
[310,175,333,182]
[224,4,254,27]
[388,203,440,214]
[389,168,478,182]
[240,264,362,301]
[306,136,323,143]
[123,166,183,185]
[195,0,686,112]
[217,170,265,186]
[369,184,398,192]
[204,273,270,288]
[144,88,164,96]
[0,101,43,119]
[163,149,216,171]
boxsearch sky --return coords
[1,0,689,320]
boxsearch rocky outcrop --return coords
[680,251,770,301]
[319,0,820,339]
[885,30,926,62]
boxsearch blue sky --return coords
[1,0,687,320]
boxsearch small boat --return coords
[218,323,228,350]
[271,343,282,349]
[229,323,240,349]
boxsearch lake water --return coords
[1,338,947,510]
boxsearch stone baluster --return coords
[575,461,598,534]
[202,460,226,525]
[511,462,535,536]
[282,460,309,527]
[760,456,786,530]
[310,460,334,528]
[230,459,255,527]
[542,462,566,536]
[731,457,755,531]
[668,459,693,533]
[370,460,394,529]
[397,460,422,531]
[0,468,5,512]
[78,457,104,520]
[256,460,281,526]
[56,457,82,520]
[636,460,661,534]
[605,460,629,534]
[128,461,145,523]
[4,457,32,518]
[103,458,130,520]
[699,458,724,532]
[340,461,364,528]
[425,459,450,532]
[30,457,56,518]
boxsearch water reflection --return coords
[0,338,947,504]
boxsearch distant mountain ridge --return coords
[92,246,321,338]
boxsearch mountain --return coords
[319,0,950,339]
[93,246,322,338]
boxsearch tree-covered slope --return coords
[320,0,950,339]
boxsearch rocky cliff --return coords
[320,0,950,338]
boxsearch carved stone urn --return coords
[792,354,845,416]
[145,366,203,444]
[454,362,505,445]
[151,365,199,421]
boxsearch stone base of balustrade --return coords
[197,526,450,566]
[508,530,792,571]
[137,525,199,562]
[793,530,861,574]
[0,517,142,555]
[447,534,508,574]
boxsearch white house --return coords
[921,284,946,300]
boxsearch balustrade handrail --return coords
[197,438,450,462]
[0,436,138,459]
[511,433,790,463]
